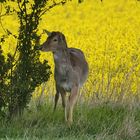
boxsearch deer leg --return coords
[53,89,59,112]
[67,86,79,125]
[60,89,67,121]
[60,89,66,108]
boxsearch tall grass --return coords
[0,99,140,140]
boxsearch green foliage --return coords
[0,46,11,119]
[7,0,52,116]
[0,0,53,117]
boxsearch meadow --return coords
[0,101,140,140]
[0,0,140,139]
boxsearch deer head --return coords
[39,31,67,52]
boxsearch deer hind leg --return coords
[53,88,59,112]
[67,86,79,126]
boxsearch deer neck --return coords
[53,48,70,65]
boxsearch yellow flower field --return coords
[1,0,140,101]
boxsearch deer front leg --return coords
[60,89,67,121]
[53,88,59,112]
[67,86,79,126]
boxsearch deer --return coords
[39,30,89,126]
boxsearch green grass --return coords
[0,102,140,140]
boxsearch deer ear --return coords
[43,29,52,36]
[59,34,68,48]
[60,34,66,42]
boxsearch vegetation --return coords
[0,0,140,139]
[2,0,140,101]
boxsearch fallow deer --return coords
[39,31,88,126]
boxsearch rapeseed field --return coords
[1,0,140,101]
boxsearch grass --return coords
[0,100,140,140]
